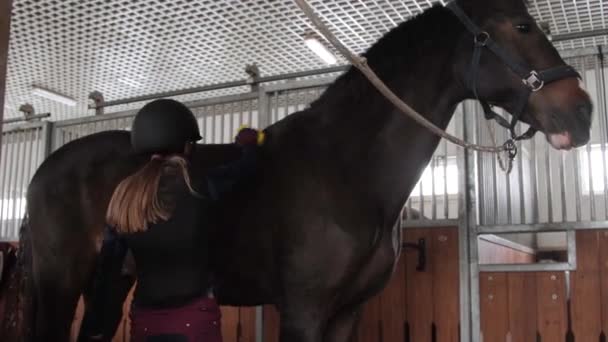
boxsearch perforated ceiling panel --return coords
[3,0,608,122]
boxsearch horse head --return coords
[452,0,592,150]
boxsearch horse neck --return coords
[314,9,467,224]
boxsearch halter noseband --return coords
[447,2,581,142]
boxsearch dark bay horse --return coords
[13,0,592,341]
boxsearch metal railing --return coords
[0,50,606,240]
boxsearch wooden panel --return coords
[479,273,508,342]
[599,230,608,336]
[379,251,406,342]
[571,231,602,342]
[357,294,381,342]
[432,228,459,342]
[536,272,567,342]
[478,238,534,265]
[220,306,239,342]
[263,305,280,342]
[239,307,257,342]
[507,273,537,342]
[404,228,434,342]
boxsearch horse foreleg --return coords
[278,303,325,342]
[78,250,136,341]
[323,305,361,342]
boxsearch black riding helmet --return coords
[131,99,202,154]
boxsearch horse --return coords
[12,0,592,341]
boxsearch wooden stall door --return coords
[480,229,608,342]
[356,227,460,342]
[479,273,509,342]
[600,231,608,339]
[571,231,602,341]
[507,273,537,342]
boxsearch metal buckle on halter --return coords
[503,138,518,160]
[523,71,544,92]
[474,31,490,47]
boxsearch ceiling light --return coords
[31,86,77,106]
[304,35,337,65]
[118,77,143,88]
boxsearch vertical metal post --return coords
[41,121,54,160]
[475,105,485,225]
[574,148,583,221]
[11,130,24,234]
[219,105,225,144]
[258,87,271,129]
[531,135,540,222]
[256,306,264,342]
[4,131,16,237]
[443,139,449,219]
[545,142,554,222]
[431,155,437,220]
[517,125,525,224]
[490,123,498,224]
[459,101,478,342]
[559,153,567,222]
[0,132,10,236]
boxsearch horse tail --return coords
[0,215,36,341]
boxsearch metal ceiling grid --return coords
[3,0,607,123]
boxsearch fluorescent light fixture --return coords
[31,86,77,106]
[118,77,143,88]
[304,35,337,65]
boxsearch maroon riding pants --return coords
[130,296,223,342]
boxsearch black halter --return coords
[447,2,581,141]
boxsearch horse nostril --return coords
[577,101,593,125]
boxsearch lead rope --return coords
[292,0,518,169]
[485,120,516,173]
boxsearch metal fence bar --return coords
[491,127,498,225]
[431,154,437,220]
[545,141,554,222]
[505,144,512,225]
[443,139,449,219]
[4,132,16,235]
[517,125,525,224]
[21,128,34,230]
[0,133,10,237]
[574,147,583,222]
[461,100,478,342]
[531,133,540,223]
[559,153,567,222]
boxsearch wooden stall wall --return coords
[480,229,608,342]
[263,227,461,342]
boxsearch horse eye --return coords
[516,23,531,33]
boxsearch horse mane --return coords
[308,4,459,111]
[307,0,531,114]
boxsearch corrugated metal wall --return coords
[0,122,48,240]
